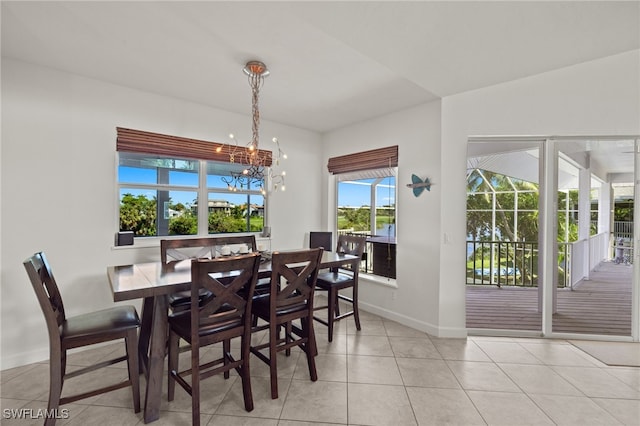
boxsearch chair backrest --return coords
[310,232,332,252]
[210,235,258,254]
[336,234,367,274]
[190,253,261,338]
[269,248,323,311]
[161,235,258,263]
[336,234,366,258]
[23,252,66,339]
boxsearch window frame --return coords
[335,167,397,280]
[116,151,268,241]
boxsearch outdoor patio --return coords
[466,260,632,336]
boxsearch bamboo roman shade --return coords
[116,127,273,166]
[327,145,398,175]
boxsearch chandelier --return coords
[219,61,287,194]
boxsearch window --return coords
[116,128,267,238]
[329,146,398,279]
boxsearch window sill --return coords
[112,234,269,251]
[360,273,398,288]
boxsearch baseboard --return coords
[359,301,467,338]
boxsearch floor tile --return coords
[446,360,520,392]
[389,336,442,359]
[474,341,542,364]
[406,387,485,425]
[348,383,416,426]
[347,355,403,385]
[65,404,142,426]
[466,390,554,425]
[604,367,640,392]
[498,363,583,396]
[430,337,492,362]
[279,380,347,424]
[528,394,623,425]
[293,353,346,382]
[592,398,640,425]
[383,320,428,338]
[216,376,286,419]
[519,341,600,366]
[3,309,639,426]
[347,319,386,336]
[552,365,640,399]
[347,335,394,356]
[396,358,460,389]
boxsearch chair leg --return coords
[239,335,254,411]
[223,340,231,379]
[45,351,63,426]
[167,332,179,401]
[352,285,361,331]
[125,329,141,413]
[269,323,279,399]
[191,343,200,426]
[285,322,292,357]
[302,317,318,382]
[327,288,337,342]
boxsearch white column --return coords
[598,181,613,257]
[541,140,558,330]
[578,166,592,280]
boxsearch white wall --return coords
[0,59,322,369]
[440,50,640,332]
[322,101,445,335]
[322,50,639,339]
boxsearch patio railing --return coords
[466,240,540,287]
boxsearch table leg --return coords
[143,295,168,423]
[138,297,154,376]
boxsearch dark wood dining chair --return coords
[310,231,333,251]
[161,236,258,311]
[250,248,323,399]
[23,252,141,426]
[313,234,366,342]
[167,253,261,426]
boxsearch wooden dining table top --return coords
[107,250,359,302]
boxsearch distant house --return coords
[191,199,235,215]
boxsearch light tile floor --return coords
[2,308,639,425]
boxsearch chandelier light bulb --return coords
[283,153,288,159]
[281,171,286,176]
[280,185,286,191]
[220,61,288,195]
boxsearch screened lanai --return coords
[465,138,636,337]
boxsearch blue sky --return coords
[119,166,395,207]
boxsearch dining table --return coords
[107,250,359,423]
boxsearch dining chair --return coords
[313,234,366,342]
[161,235,258,311]
[23,252,141,426]
[250,248,323,399]
[309,231,333,252]
[167,253,261,426]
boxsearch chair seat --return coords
[168,289,213,310]
[169,306,242,340]
[252,295,307,318]
[61,306,140,341]
[316,270,354,288]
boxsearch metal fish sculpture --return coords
[406,174,432,197]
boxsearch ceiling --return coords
[2,1,639,134]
